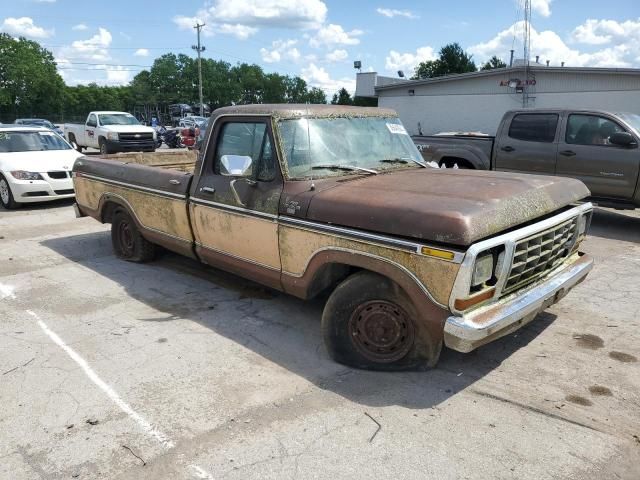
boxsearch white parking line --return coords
[28,310,176,449]
[27,309,214,478]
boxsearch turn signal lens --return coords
[421,247,455,261]
[454,288,496,311]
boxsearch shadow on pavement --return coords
[589,207,640,244]
[42,231,556,410]
[0,198,76,213]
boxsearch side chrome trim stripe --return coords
[280,216,464,262]
[80,173,187,200]
[194,242,280,271]
[190,197,277,221]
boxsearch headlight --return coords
[472,253,494,287]
[10,171,44,180]
[107,131,119,141]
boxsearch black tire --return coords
[0,174,20,209]
[68,134,83,152]
[99,138,110,155]
[322,271,441,371]
[111,210,156,262]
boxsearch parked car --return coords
[168,104,193,127]
[179,116,206,128]
[73,104,593,370]
[15,118,64,137]
[413,109,640,210]
[0,126,82,209]
[64,111,156,155]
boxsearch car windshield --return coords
[276,116,428,179]
[98,114,140,126]
[617,113,640,134]
[22,119,54,128]
[0,130,72,152]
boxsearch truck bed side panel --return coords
[73,156,196,251]
[412,135,494,169]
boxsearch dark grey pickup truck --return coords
[413,109,640,209]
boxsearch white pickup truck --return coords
[64,111,156,155]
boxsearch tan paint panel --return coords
[279,225,459,306]
[74,177,193,240]
[191,204,280,270]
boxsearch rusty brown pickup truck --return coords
[73,104,594,370]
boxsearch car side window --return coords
[508,114,559,143]
[87,114,97,127]
[566,114,625,146]
[215,122,275,181]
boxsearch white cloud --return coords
[376,8,418,19]
[385,46,436,73]
[35,0,56,3]
[104,65,132,85]
[301,63,355,94]
[174,0,327,38]
[470,20,638,68]
[1,17,53,39]
[309,23,362,48]
[260,38,300,63]
[571,18,640,46]
[72,23,88,31]
[68,27,112,61]
[531,0,552,17]
[325,48,348,62]
[134,48,149,57]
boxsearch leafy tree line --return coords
[412,43,507,79]
[0,34,329,123]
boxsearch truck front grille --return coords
[119,132,153,142]
[503,217,578,295]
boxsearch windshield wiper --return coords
[380,157,427,168]
[311,164,378,175]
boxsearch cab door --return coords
[86,113,98,148]
[190,117,283,288]
[494,112,560,174]
[556,113,640,199]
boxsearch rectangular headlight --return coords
[10,170,44,180]
[472,254,493,287]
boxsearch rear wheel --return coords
[68,134,83,152]
[0,175,20,209]
[111,210,156,262]
[322,271,440,370]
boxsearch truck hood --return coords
[0,149,83,173]
[303,168,590,246]
[101,125,155,133]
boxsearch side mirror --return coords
[609,131,637,147]
[221,154,253,176]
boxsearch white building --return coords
[355,65,640,135]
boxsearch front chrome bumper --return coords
[444,253,593,353]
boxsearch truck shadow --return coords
[589,207,640,244]
[42,231,556,410]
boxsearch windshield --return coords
[22,119,54,128]
[0,130,72,152]
[617,113,640,134]
[276,116,427,179]
[98,114,140,126]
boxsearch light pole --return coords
[192,23,206,116]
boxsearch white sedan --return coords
[0,126,83,209]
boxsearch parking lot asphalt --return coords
[1,201,639,479]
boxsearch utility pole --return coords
[522,0,532,108]
[192,23,206,116]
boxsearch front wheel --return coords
[111,210,156,262]
[322,271,440,370]
[0,175,20,209]
[99,139,111,155]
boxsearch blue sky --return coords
[2,0,639,96]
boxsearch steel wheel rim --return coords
[118,221,134,256]
[0,179,9,204]
[348,300,415,363]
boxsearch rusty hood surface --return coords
[301,168,590,246]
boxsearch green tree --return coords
[330,87,353,105]
[0,33,65,120]
[481,56,507,71]
[306,87,327,104]
[412,42,477,79]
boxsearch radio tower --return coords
[522,0,532,108]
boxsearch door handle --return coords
[169,179,181,185]
[200,186,215,194]
[559,150,576,157]
[501,146,514,152]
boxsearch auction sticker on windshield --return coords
[386,123,408,135]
